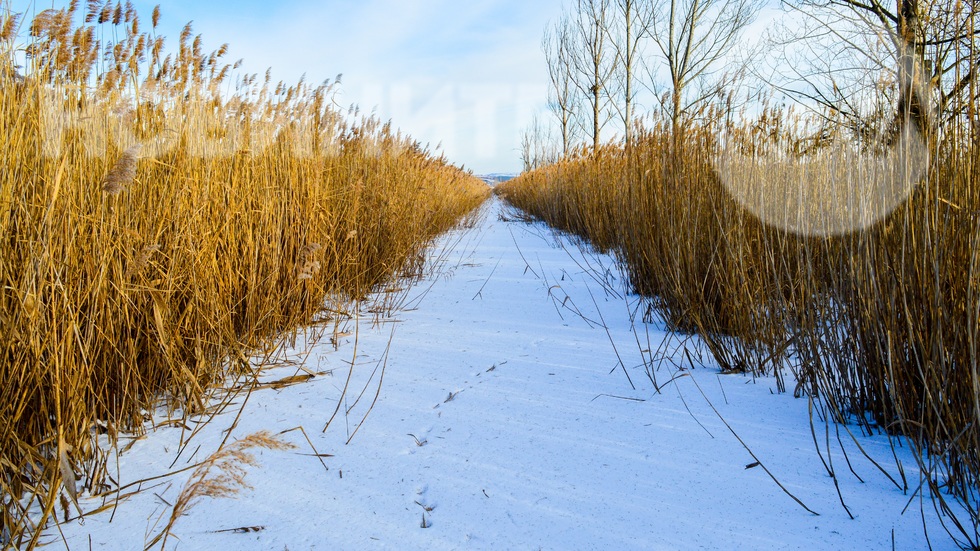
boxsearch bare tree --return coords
[775,0,980,144]
[647,0,764,141]
[520,114,560,171]
[543,14,580,155]
[571,0,617,151]
[608,0,652,147]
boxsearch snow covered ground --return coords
[48,197,963,550]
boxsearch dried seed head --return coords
[85,0,100,23]
[296,243,322,280]
[101,145,141,195]
[127,243,160,278]
[29,9,55,37]
[297,262,320,281]
[1,13,21,42]
[98,3,111,24]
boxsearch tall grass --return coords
[0,2,488,548]
[497,111,980,545]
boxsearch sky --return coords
[12,0,569,174]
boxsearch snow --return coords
[47,197,962,550]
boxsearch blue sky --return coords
[12,0,567,173]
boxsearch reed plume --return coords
[146,431,296,550]
[100,145,141,195]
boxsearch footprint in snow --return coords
[407,428,431,448]
[415,489,436,529]
[432,390,460,409]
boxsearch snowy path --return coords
[53,198,955,550]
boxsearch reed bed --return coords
[497,113,980,546]
[0,3,488,548]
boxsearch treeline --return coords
[522,0,763,169]
[525,0,972,166]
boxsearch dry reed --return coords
[0,3,489,548]
[145,431,295,550]
[498,107,980,546]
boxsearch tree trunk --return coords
[671,82,683,151]
[895,0,932,142]
[624,2,634,148]
[594,84,602,150]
